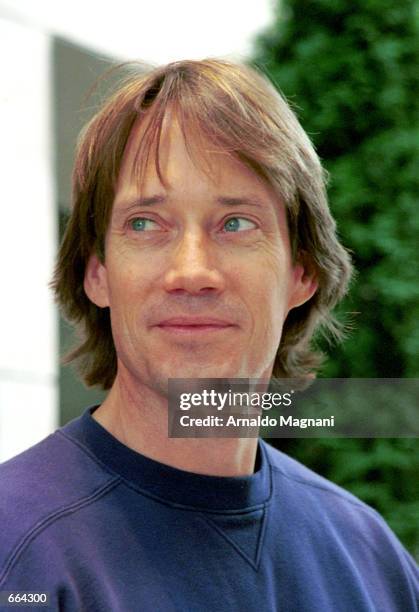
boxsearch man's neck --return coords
[92,374,259,477]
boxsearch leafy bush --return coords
[252,0,419,557]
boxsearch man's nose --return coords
[163,229,225,295]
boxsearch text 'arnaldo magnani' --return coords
[168,378,419,438]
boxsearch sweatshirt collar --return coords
[61,405,272,512]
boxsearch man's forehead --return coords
[115,113,269,200]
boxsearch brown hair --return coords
[51,58,353,389]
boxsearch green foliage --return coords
[252,0,419,556]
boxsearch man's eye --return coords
[130,217,159,231]
[223,217,257,232]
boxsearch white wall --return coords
[0,0,273,63]
[0,18,58,461]
[0,1,273,459]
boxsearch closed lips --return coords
[156,317,234,327]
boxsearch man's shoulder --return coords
[262,439,405,544]
[262,439,369,509]
[262,441,419,607]
[0,426,117,500]
[263,440,419,591]
[0,427,119,582]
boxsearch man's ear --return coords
[287,256,318,311]
[84,254,110,308]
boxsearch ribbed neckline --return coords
[61,405,272,512]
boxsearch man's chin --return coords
[152,362,246,389]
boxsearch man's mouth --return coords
[155,316,235,334]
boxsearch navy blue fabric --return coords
[0,405,418,611]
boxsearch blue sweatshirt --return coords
[0,405,418,611]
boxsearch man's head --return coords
[52,58,352,390]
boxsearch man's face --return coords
[84,116,316,394]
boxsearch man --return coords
[0,59,417,611]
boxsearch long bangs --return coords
[125,65,295,221]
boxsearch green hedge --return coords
[252,0,419,558]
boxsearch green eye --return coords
[223,217,256,232]
[130,218,159,231]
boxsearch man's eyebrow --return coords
[111,195,166,221]
[216,195,265,208]
[114,195,167,213]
